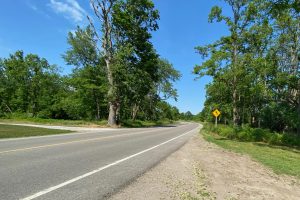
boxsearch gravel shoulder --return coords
[110,133,300,200]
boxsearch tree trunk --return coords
[5,103,12,114]
[96,97,100,120]
[106,59,119,126]
[232,44,239,126]
[132,103,139,121]
[297,80,300,136]
[108,102,117,126]
[91,0,118,127]
[231,4,240,126]
[233,86,238,126]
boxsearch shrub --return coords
[237,130,252,141]
[268,133,282,145]
[251,128,269,142]
[203,123,300,148]
[37,110,52,119]
[281,133,300,147]
[222,127,236,139]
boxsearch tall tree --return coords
[271,0,300,133]
[89,0,160,126]
[90,0,118,126]
[194,0,258,125]
[64,26,108,120]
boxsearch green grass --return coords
[0,118,108,127]
[202,129,300,178]
[0,117,174,128]
[120,119,175,128]
[0,124,73,138]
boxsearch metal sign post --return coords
[212,109,221,127]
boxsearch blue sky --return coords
[0,0,229,114]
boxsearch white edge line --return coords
[20,124,200,200]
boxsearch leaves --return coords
[195,0,300,133]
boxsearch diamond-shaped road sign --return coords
[212,109,221,118]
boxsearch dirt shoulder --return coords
[110,133,300,200]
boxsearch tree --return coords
[156,58,181,101]
[196,0,300,134]
[64,26,108,120]
[89,0,160,126]
[90,0,117,126]
[195,0,259,125]
[270,1,300,133]
[0,51,62,117]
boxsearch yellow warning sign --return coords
[212,109,221,118]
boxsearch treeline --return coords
[0,0,182,125]
[195,0,300,134]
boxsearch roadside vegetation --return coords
[0,0,182,127]
[0,124,73,139]
[0,114,107,127]
[193,0,300,179]
[203,123,300,148]
[120,119,174,128]
[202,123,300,178]
[194,0,300,136]
[0,113,174,128]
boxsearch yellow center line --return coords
[0,127,175,155]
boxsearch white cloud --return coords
[27,2,51,19]
[49,0,87,23]
[29,4,38,11]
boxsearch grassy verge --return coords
[0,118,108,127]
[0,117,175,128]
[0,124,73,138]
[120,119,175,128]
[201,125,300,178]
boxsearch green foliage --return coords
[203,123,300,148]
[0,1,181,124]
[0,51,63,117]
[86,0,180,125]
[195,0,300,134]
[120,119,173,128]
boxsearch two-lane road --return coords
[0,123,200,200]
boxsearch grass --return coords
[202,128,300,178]
[120,119,174,128]
[0,124,73,138]
[0,117,109,127]
[0,116,174,128]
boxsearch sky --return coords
[0,0,230,115]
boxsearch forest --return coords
[195,0,300,135]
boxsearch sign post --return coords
[212,109,221,127]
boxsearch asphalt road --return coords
[0,123,200,200]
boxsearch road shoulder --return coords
[110,134,300,200]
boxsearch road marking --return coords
[0,127,176,155]
[21,124,200,200]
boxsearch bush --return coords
[251,128,269,142]
[281,133,300,147]
[220,126,236,139]
[203,123,300,148]
[37,110,52,119]
[237,130,252,141]
[268,134,282,145]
